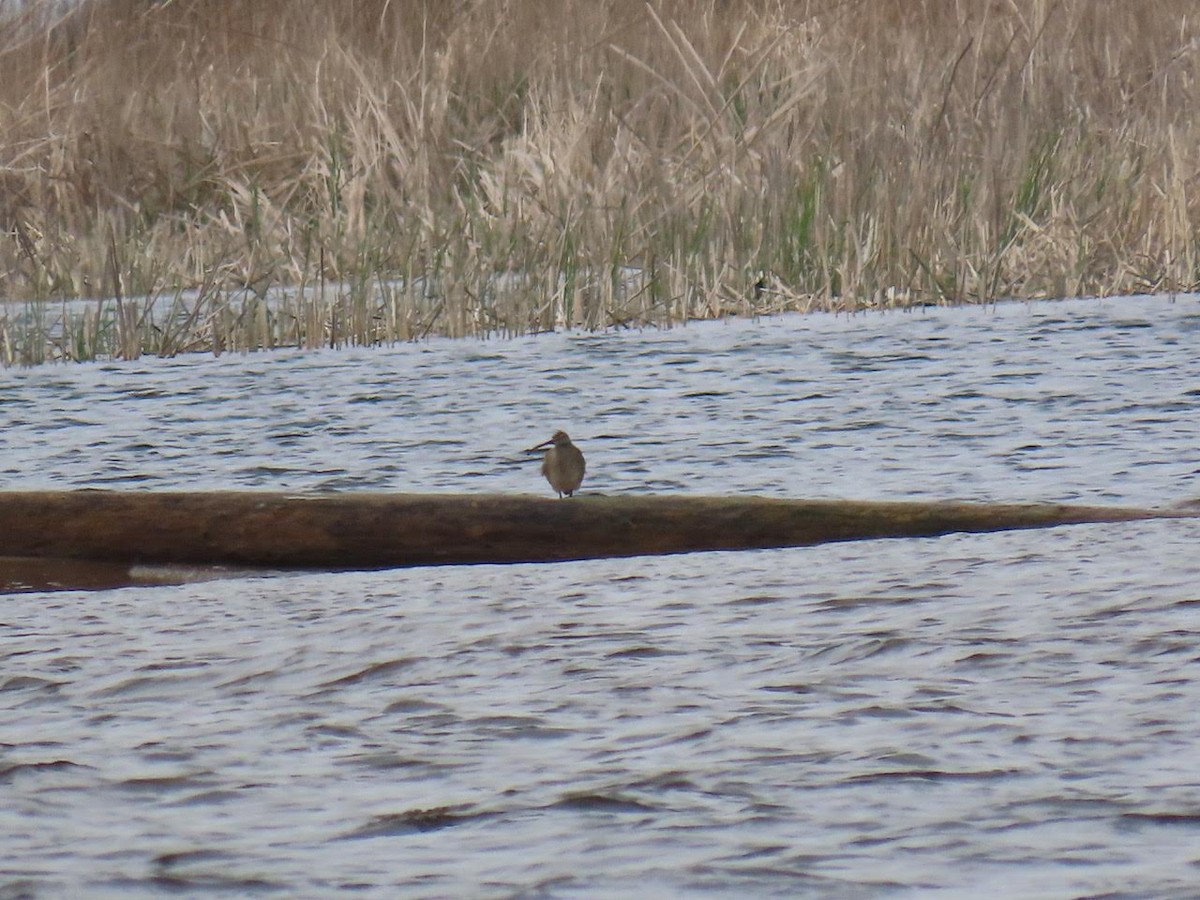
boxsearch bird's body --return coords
[528,431,586,497]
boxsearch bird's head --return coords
[525,430,572,453]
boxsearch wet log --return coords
[0,491,1191,589]
[0,556,240,594]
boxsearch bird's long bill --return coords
[524,439,553,454]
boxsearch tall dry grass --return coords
[1,0,1199,362]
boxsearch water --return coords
[3,296,1200,897]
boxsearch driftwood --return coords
[0,490,1191,592]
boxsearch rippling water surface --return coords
[3,296,1200,897]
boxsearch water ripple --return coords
[2,297,1200,895]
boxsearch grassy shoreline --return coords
[2,0,1199,364]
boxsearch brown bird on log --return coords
[526,431,586,497]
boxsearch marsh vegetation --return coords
[2,0,1198,363]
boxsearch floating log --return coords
[0,490,1192,593]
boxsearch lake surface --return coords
[3,296,1200,897]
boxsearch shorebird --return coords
[526,431,586,498]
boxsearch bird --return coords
[525,431,586,498]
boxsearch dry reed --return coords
[1,0,1199,364]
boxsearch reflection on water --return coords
[2,296,1200,895]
